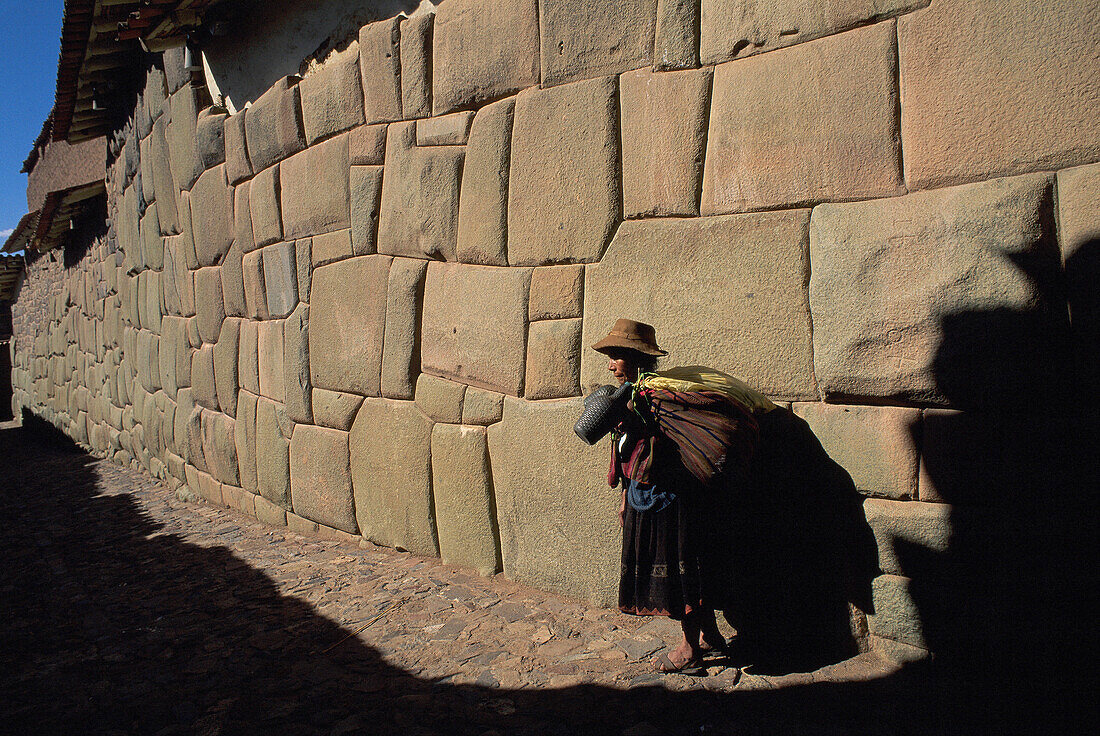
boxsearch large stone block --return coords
[242,250,270,320]
[699,0,924,65]
[235,389,258,493]
[176,190,199,269]
[196,106,227,170]
[300,44,365,145]
[377,122,463,261]
[792,403,920,500]
[249,164,283,248]
[213,318,241,417]
[224,109,252,184]
[310,229,353,267]
[898,0,1100,189]
[309,255,391,396]
[193,268,226,344]
[238,319,260,394]
[414,373,466,423]
[311,388,364,431]
[359,17,403,124]
[349,123,387,165]
[808,173,1062,406]
[283,304,312,424]
[167,87,203,192]
[190,165,234,267]
[539,0,657,87]
[381,257,428,399]
[262,242,299,318]
[416,112,474,146]
[431,0,539,115]
[201,410,239,486]
[528,265,583,321]
[524,319,581,400]
[350,166,383,256]
[244,76,306,173]
[255,397,292,509]
[289,425,357,533]
[487,397,618,604]
[461,387,505,426]
[654,0,699,70]
[295,238,312,302]
[350,398,438,555]
[233,182,256,253]
[191,345,218,411]
[508,76,620,265]
[863,498,952,579]
[1057,163,1100,378]
[581,212,817,399]
[149,118,179,234]
[400,13,433,119]
[455,98,514,266]
[431,424,501,575]
[701,22,903,214]
[280,133,351,240]
[620,67,711,218]
[254,494,288,526]
[220,241,247,318]
[421,262,531,395]
[866,574,926,649]
[257,319,285,403]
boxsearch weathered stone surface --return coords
[244,76,306,173]
[528,265,583,321]
[508,76,619,265]
[301,44,365,145]
[190,165,234,266]
[196,469,225,506]
[262,242,299,318]
[141,271,163,333]
[540,0,657,86]
[158,317,182,397]
[283,304,312,424]
[654,0,699,70]
[461,387,505,426]
[422,262,531,395]
[400,13,433,119]
[525,319,582,400]
[431,424,501,575]
[359,17,403,124]
[349,123,387,165]
[414,373,466,423]
[194,268,226,345]
[432,0,540,115]
[310,228,354,267]
[256,397,292,509]
[190,345,218,411]
[582,212,817,398]
[233,182,256,253]
[196,106,228,170]
[224,109,252,184]
[220,241,247,318]
[808,173,1061,406]
[700,0,924,65]
[289,425,357,533]
[221,485,250,514]
[201,409,239,486]
[416,111,474,146]
[456,98,514,266]
[792,403,920,500]
[311,388,364,431]
[175,320,194,388]
[309,255,391,396]
[280,133,351,240]
[257,319,285,403]
[213,318,242,417]
[167,86,203,192]
[863,498,952,579]
[350,167,383,256]
[1057,162,1100,375]
[149,118,179,234]
[380,257,427,400]
[235,389,258,493]
[242,250,270,320]
[621,67,711,218]
[286,512,319,535]
[899,0,1100,189]
[254,493,288,526]
[866,574,926,649]
[377,122,463,261]
[295,238,312,302]
[177,190,199,269]
[870,635,931,664]
[249,164,283,248]
[350,398,438,555]
[702,22,903,214]
[238,319,260,394]
[487,397,618,604]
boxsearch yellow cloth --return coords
[637,365,778,413]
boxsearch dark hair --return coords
[605,347,659,375]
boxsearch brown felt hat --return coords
[591,318,668,357]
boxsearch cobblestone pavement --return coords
[1,418,948,736]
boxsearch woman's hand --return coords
[619,488,627,528]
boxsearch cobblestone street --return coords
[1,418,955,735]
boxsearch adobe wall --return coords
[10,0,1098,666]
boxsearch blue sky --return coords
[0,0,65,238]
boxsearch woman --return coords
[591,318,736,675]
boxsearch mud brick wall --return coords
[10,0,1099,665]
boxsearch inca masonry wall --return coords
[10,0,1098,665]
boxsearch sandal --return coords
[698,637,732,660]
[653,651,708,676]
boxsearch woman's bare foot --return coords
[654,638,706,673]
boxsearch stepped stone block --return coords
[792,403,920,500]
[380,257,427,399]
[349,123,387,165]
[221,242,247,318]
[257,319,285,403]
[311,229,354,267]
[414,374,466,423]
[224,109,252,184]
[242,250,270,320]
[250,164,283,248]
[350,167,383,256]
[312,388,364,431]
[899,0,1100,189]
[422,262,531,395]
[416,111,474,146]
[300,44,365,144]
[295,239,312,302]
[360,17,403,124]
[700,0,924,66]
[196,106,227,170]
[290,425,357,533]
[201,410,239,486]
[377,122,463,261]
[194,268,226,344]
[235,389,258,493]
[283,304,312,424]
[461,387,505,426]
[350,398,438,556]
[309,255,391,396]
[508,76,620,265]
[456,98,514,266]
[234,183,256,253]
[244,76,306,173]
[262,242,299,318]
[620,67,711,218]
[867,574,926,650]
[190,165,234,266]
[238,319,260,394]
[256,397,292,509]
[167,86,203,192]
[525,319,582,400]
[582,212,817,399]
[808,173,1061,406]
[280,133,351,240]
[401,13,433,119]
[431,424,501,575]
[540,0,657,87]
[191,345,218,411]
[702,22,903,214]
[213,318,241,417]
[432,0,539,115]
[654,0,699,70]
[528,265,583,321]
[863,498,952,579]
[487,397,618,604]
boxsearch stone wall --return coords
[10,0,1098,665]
